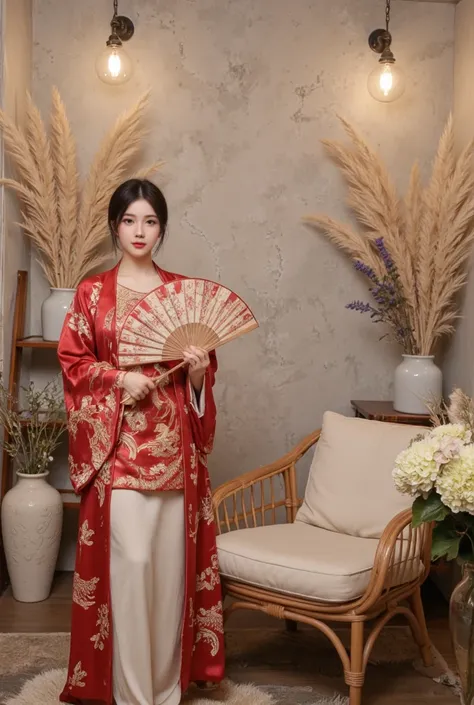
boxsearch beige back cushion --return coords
[296,411,425,539]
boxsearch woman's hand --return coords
[184,346,210,392]
[122,371,156,402]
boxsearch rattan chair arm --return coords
[356,508,432,612]
[212,429,321,513]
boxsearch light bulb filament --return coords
[108,50,121,78]
[379,64,393,97]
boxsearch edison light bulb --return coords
[96,43,133,85]
[368,60,405,103]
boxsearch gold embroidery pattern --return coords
[89,361,115,390]
[203,432,215,455]
[113,465,184,490]
[79,520,94,547]
[188,597,194,628]
[90,604,109,651]
[122,409,147,433]
[194,602,224,657]
[113,285,184,492]
[68,661,87,689]
[94,460,111,507]
[104,306,115,332]
[73,572,99,610]
[196,553,220,592]
[189,504,199,543]
[190,443,198,484]
[116,285,143,324]
[69,456,95,489]
[68,312,92,341]
[68,400,112,472]
[199,491,214,527]
[89,281,103,317]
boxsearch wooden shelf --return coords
[18,419,66,428]
[17,337,58,349]
[351,400,431,426]
[0,272,72,592]
[58,489,80,510]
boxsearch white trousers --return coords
[110,490,185,705]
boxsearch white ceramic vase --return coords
[1,471,63,602]
[41,288,76,342]
[393,354,442,415]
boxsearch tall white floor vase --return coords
[41,288,76,342]
[1,472,63,602]
[393,354,442,415]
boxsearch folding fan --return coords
[118,278,258,403]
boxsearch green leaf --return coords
[412,492,450,527]
[431,525,461,562]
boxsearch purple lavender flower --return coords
[375,237,395,273]
[346,300,373,314]
[354,260,378,283]
[347,238,416,353]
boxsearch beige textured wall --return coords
[444,0,474,397]
[0,0,32,501]
[29,0,454,567]
[1,0,32,377]
[437,0,474,600]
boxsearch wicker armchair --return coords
[213,412,433,705]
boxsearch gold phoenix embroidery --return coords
[194,603,224,657]
[73,572,99,610]
[196,553,220,592]
[68,399,112,472]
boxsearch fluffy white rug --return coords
[3,669,274,705]
[2,667,348,705]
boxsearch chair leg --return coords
[346,621,365,705]
[409,586,433,667]
[285,619,298,632]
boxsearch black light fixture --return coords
[96,0,135,85]
[367,0,405,103]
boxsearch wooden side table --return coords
[350,400,432,427]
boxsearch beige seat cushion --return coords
[296,411,424,539]
[217,522,421,603]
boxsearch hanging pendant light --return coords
[96,0,135,85]
[367,0,405,103]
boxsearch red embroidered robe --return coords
[57,262,225,705]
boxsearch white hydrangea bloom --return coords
[436,445,474,514]
[429,424,471,464]
[393,439,441,496]
[430,423,471,443]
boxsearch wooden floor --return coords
[0,573,457,704]
[0,572,455,662]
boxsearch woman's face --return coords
[116,198,161,259]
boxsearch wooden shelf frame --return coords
[0,272,78,591]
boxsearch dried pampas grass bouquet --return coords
[0,89,162,289]
[305,116,474,357]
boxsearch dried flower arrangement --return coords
[0,89,162,289]
[305,117,474,355]
[0,376,66,475]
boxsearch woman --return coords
[58,179,225,705]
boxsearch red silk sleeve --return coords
[58,282,122,492]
